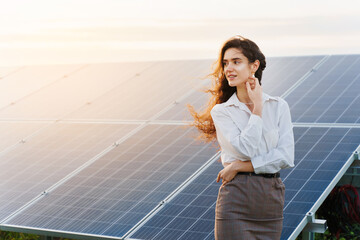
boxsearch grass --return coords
[0,230,79,240]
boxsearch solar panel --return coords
[0,62,152,120]
[0,123,138,221]
[262,56,325,97]
[281,127,360,239]
[1,55,359,240]
[3,124,218,239]
[154,82,210,121]
[129,126,360,240]
[285,55,360,123]
[129,160,221,240]
[0,122,46,153]
[156,56,324,121]
[0,66,22,78]
[0,65,83,109]
[65,60,213,121]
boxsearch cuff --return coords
[251,154,266,174]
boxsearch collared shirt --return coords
[210,91,295,174]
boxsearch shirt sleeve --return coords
[251,99,295,174]
[210,104,263,159]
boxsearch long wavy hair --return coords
[187,35,266,144]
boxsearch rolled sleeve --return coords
[251,100,295,173]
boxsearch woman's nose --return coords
[225,63,234,71]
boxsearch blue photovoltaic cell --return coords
[156,56,323,121]
[130,161,221,240]
[0,123,138,222]
[130,126,360,240]
[281,127,360,238]
[4,124,218,238]
[261,56,324,97]
[286,54,360,124]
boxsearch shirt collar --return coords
[224,91,278,108]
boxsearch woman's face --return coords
[223,48,254,88]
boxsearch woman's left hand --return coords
[217,161,255,186]
[216,163,238,186]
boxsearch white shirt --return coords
[210,91,295,174]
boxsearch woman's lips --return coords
[227,75,237,80]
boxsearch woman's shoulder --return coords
[276,96,290,108]
[264,92,288,105]
[210,103,227,116]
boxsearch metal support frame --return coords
[289,147,360,239]
[344,151,360,177]
[302,212,327,240]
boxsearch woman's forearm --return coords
[226,160,255,172]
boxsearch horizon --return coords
[1,0,360,66]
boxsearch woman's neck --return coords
[236,86,252,104]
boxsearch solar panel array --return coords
[130,126,360,240]
[1,55,359,240]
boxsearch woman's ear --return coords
[252,60,260,73]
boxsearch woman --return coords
[188,35,295,239]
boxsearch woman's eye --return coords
[234,61,240,64]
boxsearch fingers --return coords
[216,172,221,183]
[246,81,251,92]
[247,77,256,89]
[254,77,260,87]
[248,76,258,85]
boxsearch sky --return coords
[1,0,360,66]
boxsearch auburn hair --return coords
[186,35,266,144]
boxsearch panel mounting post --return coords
[302,212,327,240]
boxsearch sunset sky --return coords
[1,0,360,66]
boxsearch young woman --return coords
[188,35,295,239]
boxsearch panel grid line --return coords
[1,56,359,240]
[0,66,25,79]
[100,129,211,235]
[288,145,360,240]
[283,127,352,211]
[123,152,220,239]
[281,55,330,99]
[0,123,146,224]
[144,181,216,240]
[0,65,88,113]
[294,57,360,122]
[287,55,347,113]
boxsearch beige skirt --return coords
[215,173,285,240]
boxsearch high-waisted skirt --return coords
[215,173,285,240]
